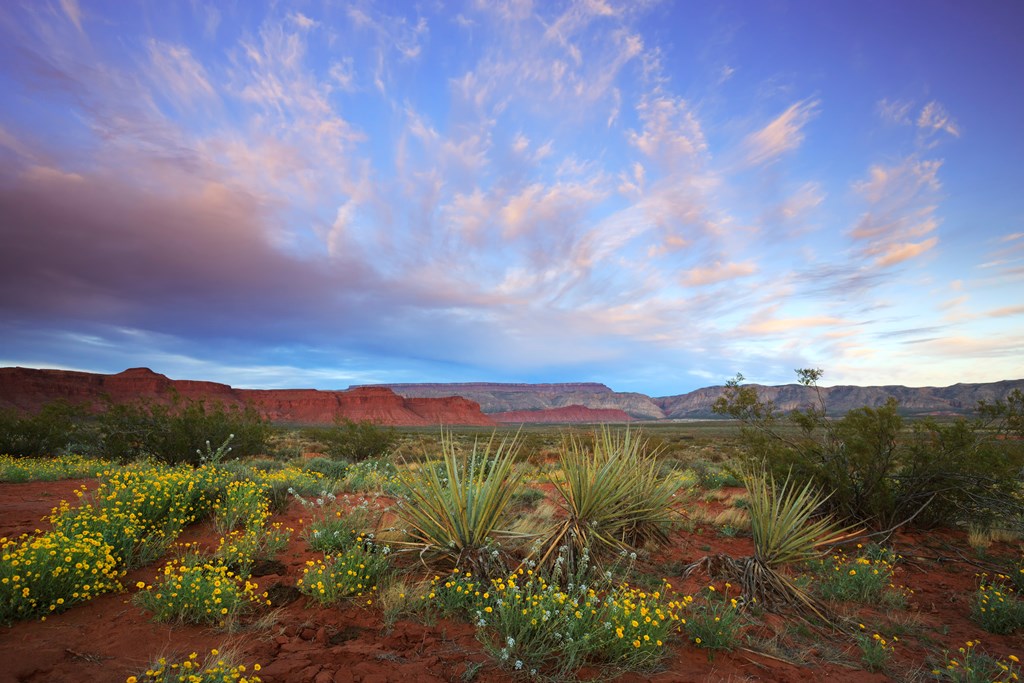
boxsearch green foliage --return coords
[0,400,94,457]
[99,396,269,465]
[293,491,384,555]
[971,576,1024,634]
[129,649,262,683]
[853,627,895,672]
[1,462,233,623]
[296,543,390,606]
[682,585,745,656]
[743,462,851,569]
[395,433,524,571]
[811,545,907,606]
[468,548,679,678]
[334,457,401,494]
[714,370,1024,530]
[0,453,110,482]
[133,553,267,626]
[214,524,291,578]
[930,640,1022,682]
[303,456,349,480]
[312,418,398,463]
[543,427,678,570]
[0,527,121,623]
[213,480,271,534]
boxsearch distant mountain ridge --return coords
[370,382,665,419]
[375,379,1024,420]
[3,368,1020,425]
[0,367,495,426]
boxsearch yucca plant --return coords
[686,462,856,621]
[394,432,524,573]
[541,427,678,571]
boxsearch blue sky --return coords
[0,0,1021,396]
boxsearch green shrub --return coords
[682,584,745,656]
[129,649,262,683]
[931,640,1021,682]
[0,527,122,623]
[0,401,95,457]
[542,427,677,571]
[713,370,1024,530]
[812,545,907,606]
[395,433,524,572]
[0,454,110,482]
[304,456,349,479]
[853,626,895,672]
[214,524,292,577]
[477,549,679,677]
[99,397,269,465]
[213,480,270,534]
[971,576,1024,634]
[296,543,389,606]
[134,553,268,626]
[311,419,398,463]
[330,457,399,494]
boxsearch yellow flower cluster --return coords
[212,481,271,534]
[126,648,263,683]
[296,539,386,606]
[0,527,121,622]
[1,462,227,623]
[972,573,1024,634]
[931,640,1021,682]
[439,565,683,674]
[812,545,911,605]
[134,555,269,626]
[214,523,292,576]
[0,454,111,483]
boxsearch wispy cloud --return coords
[681,260,758,287]
[876,97,913,125]
[744,98,820,166]
[850,157,944,267]
[917,100,960,138]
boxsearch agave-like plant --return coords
[541,427,678,570]
[687,462,857,621]
[395,432,524,573]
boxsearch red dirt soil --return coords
[0,480,1020,683]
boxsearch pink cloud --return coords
[681,260,758,287]
[744,99,820,166]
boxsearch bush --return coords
[395,433,523,572]
[134,553,268,626]
[931,640,1022,682]
[296,543,389,606]
[0,400,95,457]
[99,396,269,465]
[811,545,908,607]
[312,419,398,463]
[853,626,895,672]
[682,584,744,656]
[542,427,677,571]
[713,370,1024,530]
[0,454,110,482]
[971,575,1024,634]
[128,649,262,683]
[477,550,680,677]
[214,525,292,578]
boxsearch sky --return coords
[0,0,1022,397]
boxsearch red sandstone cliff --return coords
[0,367,494,427]
[491,405,632,424]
